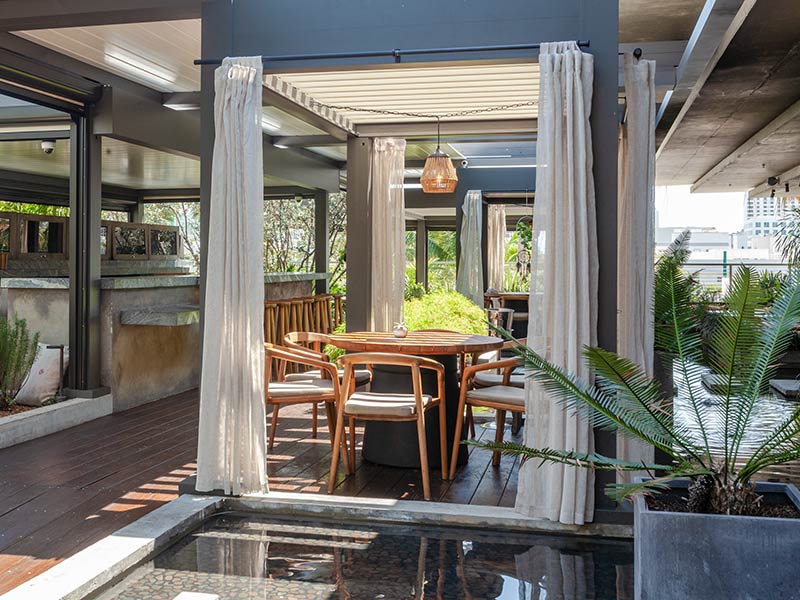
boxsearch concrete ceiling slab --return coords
[620,0,705,43]
[656,0,800,188]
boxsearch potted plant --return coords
[479,258,800,599]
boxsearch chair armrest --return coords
[461,356,523,387]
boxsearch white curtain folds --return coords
[617,53,657,481]
[370,137,407,330]
[516,41,597,525]
[487,203,507,291]
[196,57,267,496]
[456,190,484,305]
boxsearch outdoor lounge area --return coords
[1,1,800,599]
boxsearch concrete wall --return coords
[101,285,201,412]
[6,287,69,346]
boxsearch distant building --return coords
[742,196,800,246]
[655,227,732,253]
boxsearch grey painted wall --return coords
[200,0,620,511]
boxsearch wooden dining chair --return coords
[282,331,372,438]
[329,352,448,500]
[264,343,349,473]
[449,356,525,480]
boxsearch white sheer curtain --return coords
[487,203,507,291]
[456,190,484,305]
[617,53,657,481]
[516,41,597,525]
[196,57,267,496]
[370,137,407,330]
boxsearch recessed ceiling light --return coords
[273,143,289,149]
[104,48,176,86]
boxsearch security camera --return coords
[41,139,56,155]
[460,159,469,168]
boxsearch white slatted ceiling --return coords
[16,20,201,93]
[276,62,539,123]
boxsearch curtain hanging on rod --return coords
[196,57,267,496]
[487,203,507,291]
[456,190,484,305]
[370,137,407,330]
[617,52,657,482]
[516,41,597,525]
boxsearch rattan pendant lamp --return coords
[420,117,458,193]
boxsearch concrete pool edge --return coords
[0,495,222,600]
[1,492,631,600]
[230,491,633,539]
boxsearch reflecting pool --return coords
[97,513,633,600]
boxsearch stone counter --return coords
[0,272,329,412]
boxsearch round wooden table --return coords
[328,331,503,469]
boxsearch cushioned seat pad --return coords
[285,368,371,386]
[345,392,431,417]
[474,369,525,389]
[268,379,335,398]
[467,385,525,407]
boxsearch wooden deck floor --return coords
[0,389,520,593]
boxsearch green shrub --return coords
[404,291,486,335]
[0,316,40,409]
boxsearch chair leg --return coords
[511,411,523,435]
[449,393,469,481]
[416,412,431,501]
[348,417,356,474]
[328,407,347,495]
[269,403,280,450]
[466,405,476,439]
[493,409,506,467]
[312,402,319,439]
[437,402,448,480]
[325,401,351,474]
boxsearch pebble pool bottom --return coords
[96,512,633,600]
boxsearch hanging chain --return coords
[309,99,536,120]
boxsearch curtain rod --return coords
[194,40,591,66]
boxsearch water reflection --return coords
[673,364,798,453]
[100,514,632,600]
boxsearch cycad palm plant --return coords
[481,242,800,514]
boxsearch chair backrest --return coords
[264,342,339,392]
[338,352,444,402]
[283,331,331,358]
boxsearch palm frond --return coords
[704,266,764,476]
[653,244,712,458]
[509,342,686,460]
[606,468,710,502]
[585,346,708,467]
[470,440,674,472]
[732,273,800,467]
[776,207,800,266]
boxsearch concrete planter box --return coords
[0,395,112,449]
[634,479,800,600]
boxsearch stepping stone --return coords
[173,593,220,600]
[769,379,800,398]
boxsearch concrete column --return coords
[314,191,329,294]
[345,136,373,331]
[67,108,102,394]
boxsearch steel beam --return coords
[356,118,536,138]
[314,191,330,293]
[415,219,428,290]
[67,109,103,395]
[345,136,373,331]
[656,0,756,155]
[0,0,201,31]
